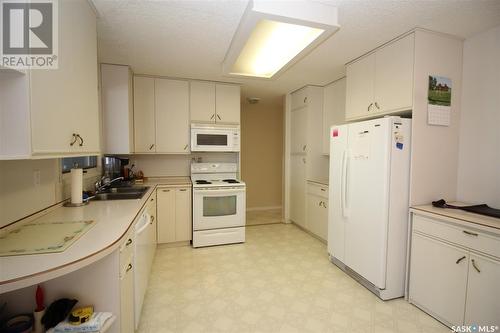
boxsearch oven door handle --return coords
[194,188,245,195]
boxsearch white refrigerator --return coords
[328,116,411,300]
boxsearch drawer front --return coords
[307,182,328,199]
[413,214,500,259]
[193,227,245,248]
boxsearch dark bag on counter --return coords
[41,298,78,330]
[432,199,500,219]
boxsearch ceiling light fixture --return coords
[222,0,340,80]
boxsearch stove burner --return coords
[223,179,240,184]
[196,180,212,184]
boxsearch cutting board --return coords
[0,220,95,257]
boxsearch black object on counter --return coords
[41,298,78,330]
[432,199,500,219]
[0,314,33,333]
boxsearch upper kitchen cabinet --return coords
[345,54,375,120]
[322,78,346,155]
[155,78,190,154]
[134,76,156,153]
[190,81,240,124]
[190,81,216,123]
[0,0,99,159]
[101,64,134,154]
[345,33,414,121]
[215,84,240,124]
[134,76,190,154]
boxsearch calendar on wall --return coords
[427,75,452,126]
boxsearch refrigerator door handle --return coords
[341,149,350,218]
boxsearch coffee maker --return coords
[102,156,128,179]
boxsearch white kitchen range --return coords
[191,163,246,247]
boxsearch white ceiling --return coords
[93,0,500,105]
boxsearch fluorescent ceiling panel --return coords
[231,20,324,78]
[223,0,339,79]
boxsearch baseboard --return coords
[246,206,282,212]
[157,240,191,248]
[290,221,327,244]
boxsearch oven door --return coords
[193,187,245,230]
[191,129,234,152]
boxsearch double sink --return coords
[93,186,150,201]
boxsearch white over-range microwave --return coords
[190,124,240,152]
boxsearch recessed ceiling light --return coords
[222,0,340,80]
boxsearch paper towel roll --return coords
[70,168,83,204]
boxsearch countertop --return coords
[411,203,500,231]
[0,177,191,293]
[143,176,192,187]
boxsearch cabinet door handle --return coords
[184,144,188,150]
[303,145,306,151]
[162,189,170,192]
[126,263,133,272]
[179,189,187,191]
[463,230,478,237]
[320,188,326,192]
[210,114,215,120]
[70,133,78,146]
[318,201,322,207]
[367,103,373,111]
[455,256,466,264]
[217,114,221,121]
[150,215,155,222]
[76,134,84,146]
[150,198,154,201]
[374,102,380,110]
[126,238,132,246]
[303,97,307,103]
[471,259,481,273]
[149,144,155,150]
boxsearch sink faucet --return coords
[95,176,124,193]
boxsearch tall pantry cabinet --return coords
[289,86,325,228]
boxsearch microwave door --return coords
[192,130,230,151]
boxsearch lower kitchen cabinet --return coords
[157,186,192,243]
[408,209,500,328]
[119,252,134,333]
[464,253,500,326]
[306,182,328,241]
[409,233,468,325]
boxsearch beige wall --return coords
[241,101,284,209]
[0,159,100,228]
[457,25,500,207]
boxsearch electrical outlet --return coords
[33,170,41,187]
